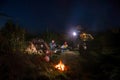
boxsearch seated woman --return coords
[61,42,68,53]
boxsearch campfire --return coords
[54,60,67,71]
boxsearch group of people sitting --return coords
[25,39,68,55]
[49,40,68,53]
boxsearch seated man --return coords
[49,40,56,51]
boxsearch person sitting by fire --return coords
[49,40,56,51]
[61,41,68,53]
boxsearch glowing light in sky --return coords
[73,31,77,36]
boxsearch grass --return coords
[0,46,120,80]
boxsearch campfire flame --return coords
[55,60,66,71]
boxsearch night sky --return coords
[0,0,120,33]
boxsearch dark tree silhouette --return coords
[0,20,26,53]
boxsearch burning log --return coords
[54,60,67,71]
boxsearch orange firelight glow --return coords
[55,60,66,71]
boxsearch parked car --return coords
[32,39,52,56]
